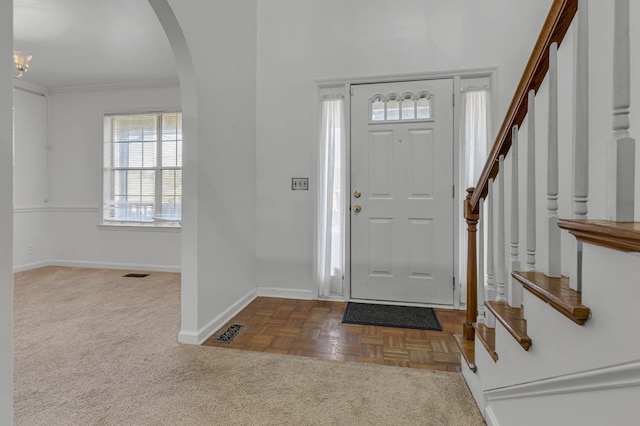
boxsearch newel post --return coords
[464,187,479,341]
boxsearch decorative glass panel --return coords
[371,96,385,121]
[401,93,415,120]
[387,94,400,120]
[369,91,432,123]
[417,93,432,119]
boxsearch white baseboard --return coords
[178,288,258,345]
[13,260,50,273]
[257,287,315,300]
[484,406,499,426]
[49,259,181,273]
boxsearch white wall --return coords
[163,0,258,342]
[13,85,51,271]
[46,84,182,271]
[256,0,554,295]
[0,0,13,420]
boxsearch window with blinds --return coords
[102,112,182,224]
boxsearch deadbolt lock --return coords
[353,204,362,213]
[354,190,361,198]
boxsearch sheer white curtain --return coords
[462,87,490,189]
[318,94,345,297]
[460,86,489,304]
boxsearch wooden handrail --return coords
[470,0,578,213]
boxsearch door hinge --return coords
[452,185,455,198]
[452,93,455,107]
[453,276,456,290]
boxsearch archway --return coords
[147,0,199,341]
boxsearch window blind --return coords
[103,112,182,223]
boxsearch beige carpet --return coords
[14,266,484,425]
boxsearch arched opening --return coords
[147,0,199,341]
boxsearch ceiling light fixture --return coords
[13,51,32,78]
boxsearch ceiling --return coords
[13,0,178,90]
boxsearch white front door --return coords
[350,79,454,305]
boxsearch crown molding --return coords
[48,79,180,96]
[13,79,49,97]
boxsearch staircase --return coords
[454,1,640,424]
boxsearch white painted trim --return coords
[257,287,315,300]
[13,260,50,273]
[48,259,181,273]
[97,223,181,232]
[49,79,180,96]
[13,206,49,214]
[349,297,457,310]
[485,359,640,401]
[14,205,98,213]
[484,406,500,426]
[342,82,352,302]
[178,288,258,345]
[13,79,49,97]
[315,68,498,88]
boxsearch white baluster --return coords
[570,0,589,291]
[526,90,537,271]
[607,0,635,221]
[486,178,495,301]
[496,155,507,302]
[510,126,523,307]
[486,178,496,329]
[547,42,561,278]
[477,197,486,324]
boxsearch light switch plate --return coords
[292,177,309,190]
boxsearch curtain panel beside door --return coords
[318,94,345,297]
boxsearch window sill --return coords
[97,222,182,232]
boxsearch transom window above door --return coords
[370,91,433,123]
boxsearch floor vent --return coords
[210,323,246,344]
[123,273,150,278]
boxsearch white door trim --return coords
[313,68,496,308]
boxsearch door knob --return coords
[354,190,361,198]
[353,205,361,213]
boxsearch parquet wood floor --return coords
[202,297,466,372]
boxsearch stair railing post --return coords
[464,187,479,341]
[607,0,635,222]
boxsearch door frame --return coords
[314,68,496,309]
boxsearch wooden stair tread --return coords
[473,323,498,362]
[453,334,476,372]
[513,271,591,325]
[485,301,532,351]
[558,219,640,252]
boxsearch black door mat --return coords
[342,302,442,331]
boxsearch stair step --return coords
[453,334,476,372]
[473,323,498,362]
[485,301,532,351]
[558,219,640,253]
[513,270,591,325]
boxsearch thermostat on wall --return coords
[292,177,309,190]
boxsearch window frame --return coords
[100,109,182,229]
